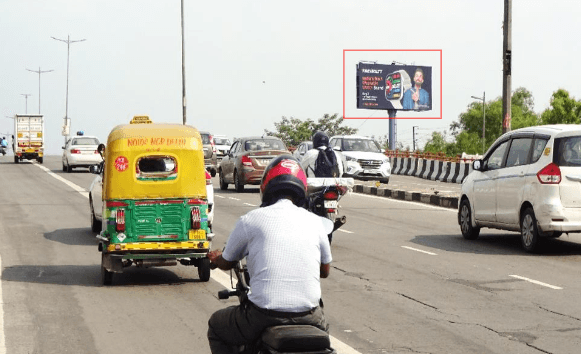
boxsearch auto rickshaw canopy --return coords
[103,121,206,200]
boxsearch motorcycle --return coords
[215,260,336,354]
[305,177,354,244]
[0,146,6,156]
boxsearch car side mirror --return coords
[333,146,341,151]
[90,164,101,174]
[472,160,482,171]
[62,146,65,149]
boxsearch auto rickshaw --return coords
[95,116,213,285]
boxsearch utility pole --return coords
[388,109,397,150]
[181,0,187,125]
[20,94,32,114]
[26,67,53,114]
[502,0,512,133]
[413,126,419,151]
[52,35,86,143]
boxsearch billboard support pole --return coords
[388,109,396,150]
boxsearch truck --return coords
[14,114,44,164]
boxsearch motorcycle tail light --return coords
[241,155,253,167]
[191,206,201,229]
[116,209,126,232]
[323,190,339,200]
[205,171,212,185]
[537,163,561,184]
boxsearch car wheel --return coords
[101,254,113,285]
[234,170,244,192]
[459,199,480,240]
[210,169,216,178]
[14,156,19,164]
[219,169,228,190]
[90,197,102,233]
[521,207,541,253]
[381,177,389,184]
[66,160,72,173]
[62,161,67,172]
[198,258,211,282]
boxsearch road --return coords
[1,156,581,354]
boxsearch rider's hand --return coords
[207,249,223,263]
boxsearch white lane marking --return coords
[243,203,257,207]
[0,256,6,354]
[228,197,240,201]
[401,246,437,256]
[509,275,563,290]
[337,229,353,234]
[215,195,226,199]
[351,192,457,212]
[34,164,89,199]
[211,269,362,354]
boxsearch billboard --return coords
[356,62,432,111]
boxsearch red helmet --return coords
[260,155,307,207]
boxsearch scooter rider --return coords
[300,131,344,178]
[0,137,8,155]
[207,155,333,354]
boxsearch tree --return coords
[265,114,357,147]
[423,131,451,154]
[540,89,581,124]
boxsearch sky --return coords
[1,0,580,155]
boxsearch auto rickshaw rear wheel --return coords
[101,253,113,285]
[198,257,211,282]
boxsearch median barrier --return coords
[388,157,472,184]
[353,183,459,209]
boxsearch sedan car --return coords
[62,134,102,172]
[292,141,313,163]
[459,124,581,252]
[329,135,390,183]
[218,136,289,192]
[200,131,218,177]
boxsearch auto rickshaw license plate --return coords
[189,229,206,240]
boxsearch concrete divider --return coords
[353,183,459,209]
[389,157,472,184]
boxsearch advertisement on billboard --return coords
[356,62,432,111]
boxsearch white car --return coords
[213,135,231,162]
[459,124,581,252]
[292,141,313,163]
[62,135,102,172]
[329,135,390,183]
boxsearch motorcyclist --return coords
[0,137,8,155]
[300,131,344,178]
[207,155,333,354]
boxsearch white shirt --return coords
[300,147,345,178]
[222,199,333,311]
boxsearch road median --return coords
[353,183,459,209]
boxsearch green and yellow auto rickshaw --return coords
[95,116,213,285]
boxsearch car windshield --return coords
[215,138,230,145]
[244,139,285,151]
[342,138,381,152]
[555,136,581,166]
[72,137,99,146]
[201,134,211,144]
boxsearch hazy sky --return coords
[1,0,579,154]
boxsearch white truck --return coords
[13,114,44,164]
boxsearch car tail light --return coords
[191,206,201,229]
[116,209,126,232]
[323,190,339,200]
[205,171,212,185]
[241,155,253,167]
[71,149,81,154]
[537,163,561,184]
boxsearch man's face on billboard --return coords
[414,71,424,85]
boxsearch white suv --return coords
[459,125,581,252]
[329,135,390,183]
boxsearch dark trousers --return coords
[208,301,328,354]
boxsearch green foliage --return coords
[265,113,357,147]
[540,89,581,124]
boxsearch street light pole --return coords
[20,94,32,114]
[181,0,187,125]
[471,92,486,155]
[26,67,53,114]
[52,35,86,143]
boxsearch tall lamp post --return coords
[471,92,486,155]
[26,67,53,114]
[52,35,86,143]
[20,94,32,114]
[181,0,187,125]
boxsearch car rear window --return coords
[244,139,285,151]
[342,139,381,152]
[201,134,211,145]
[215,138,230,145]
[136,156,177,180]
[72,137,99,145]
[554,136,581,166]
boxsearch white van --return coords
[459,125,581,252]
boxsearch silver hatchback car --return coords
[459,125,581,252]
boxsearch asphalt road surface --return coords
[1,156,581,354]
